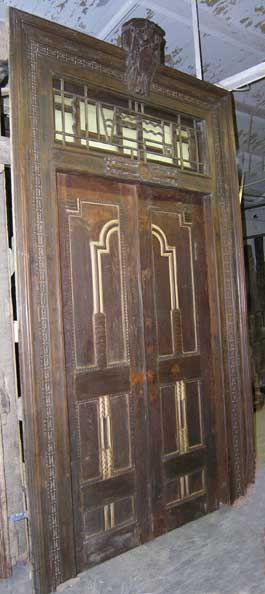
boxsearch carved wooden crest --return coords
[122,18,165,96]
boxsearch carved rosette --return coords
[122,18,165,96]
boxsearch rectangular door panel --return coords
[57,174,151,571]
[57,173,216,574]
[151,209,197,355]
[138,185,217,535]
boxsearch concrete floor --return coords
[1,409,265,594]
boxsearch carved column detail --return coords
[29,40,62,589]
[213,104,254,499]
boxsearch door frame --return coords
[10,8,254,594]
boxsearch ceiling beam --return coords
[243,201,265,210]
[97,0,140,40]
[238,147,265,159]
[140,0,264,85]
[140,0,192,29]
[183,0,264,58]
[217,62,265,91]
[191,0,202,80]
[235,100,265,121]
[99,0,265,72]
[243,176,265,190]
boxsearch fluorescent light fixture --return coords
[217,62,265,91]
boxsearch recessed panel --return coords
[166,478,181,504]
[160,385,179,456]
[174,221,197,353]
[78,400,101,483]
[83,496,135,540]
[152,232,174,355]
[189,469,205,496]
[110,393,132,474]
[67,200,128,368]
[101,232,126,364]
[186,381,203,449]
[114,496,135,527]
[83,506,104,539]
[70,217,95,367]
[151,210,197,356]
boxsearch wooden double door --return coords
[57,172,216,571]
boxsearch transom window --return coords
[53,78,209,175]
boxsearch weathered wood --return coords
[0,165,28,575]
[10,8,253,594]
[0,164,12,578]
[0,136,10,165]
[121,18,165,95]
[0,362,10,577]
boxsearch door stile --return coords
[203,196,230,504]
[137,190,164,536]
[38,59,77,584]
[56,174,152,569]
[190,204,218,512]
[120,183,153,544]
[138,185,218,532]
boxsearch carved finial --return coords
[122,18,165,96]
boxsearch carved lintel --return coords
[105,156,179,187]
[122,18,165,96]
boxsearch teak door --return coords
[10,9,254,594]
[138,186,216,533]
[57,172,216,569]
[57,175,150,569]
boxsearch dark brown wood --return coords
[121,18,165,96]
[210,98,255,499]
[57,173,150,571]
[203,196,230,503]
[0,423,11,578]
[0,163,11,579]
[9,8,254,593]
[138,186,218,535]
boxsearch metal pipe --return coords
[191,0,203,80]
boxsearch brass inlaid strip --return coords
[104,505,110,530]
[175,381,189,454]
[110,502,115,529]
[180,476,185,499]
[99,395,113,479]
[103,502,116,531]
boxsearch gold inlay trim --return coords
[99,395,113,479]
[175,381,189,454]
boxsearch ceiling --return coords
[0,0,264,208]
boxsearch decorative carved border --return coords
[151,83,213,109]
[29,40,62,587]
[11,11,253,593]
[36,44,124,82]
[212,106,246,499]
[26,35,127,590]
[105,157,180,187]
